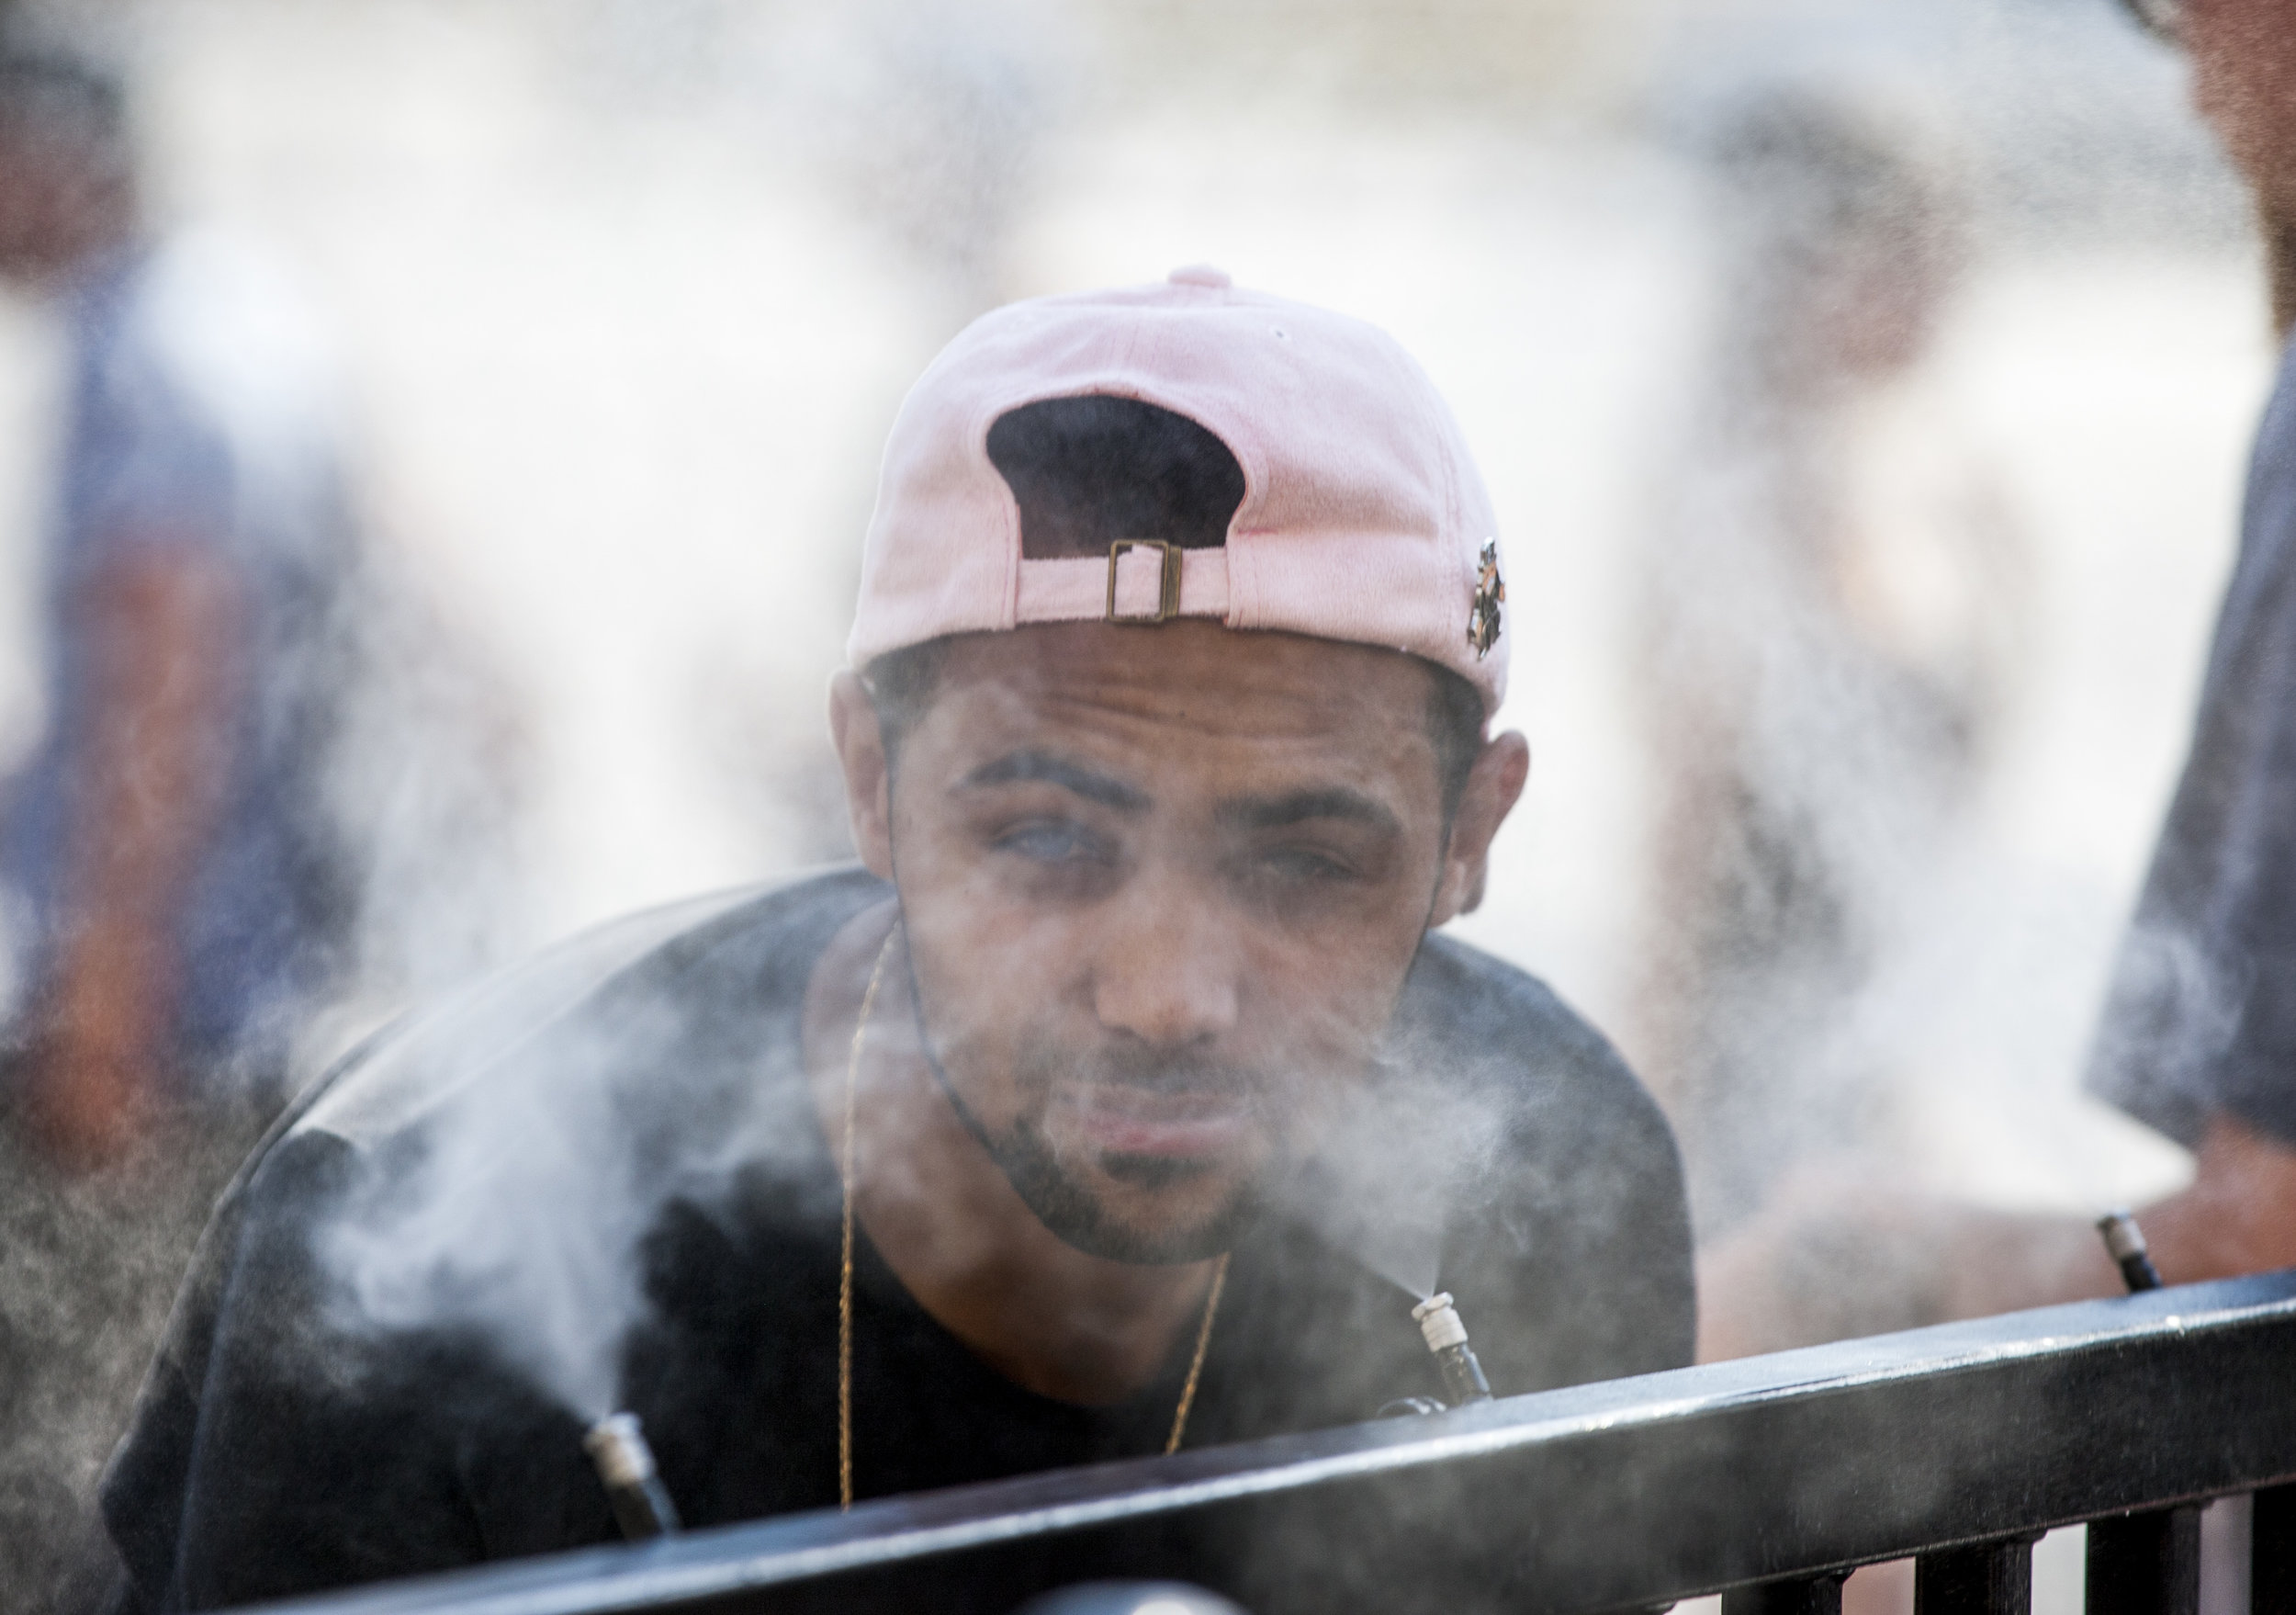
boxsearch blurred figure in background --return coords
[2072,0,2296,1292]
[1635,85,2026,1274]
[1690,0,2296,1364]
[0,45,358,1166]
[0,39,364,1612]
[1674,17,2296,1604]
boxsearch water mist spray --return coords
[585,1413,682,1541]
[1411,1293,1491,1406]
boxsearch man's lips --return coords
[1059,1083,1255,1158]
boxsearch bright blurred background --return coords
[0,0,2274,1606]
[2,0,2249,1201]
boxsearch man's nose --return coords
[1091,885,1241,1047]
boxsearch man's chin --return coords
[1098,1151,1218,1191]
[1030,1160,1256,1264]
[1051,1212,1244,1265]
[984,1111,1262,1261]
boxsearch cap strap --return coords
[1107,539,1181,623]
[1014,546,1231,626]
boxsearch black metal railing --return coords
[241,1270,2296,1615]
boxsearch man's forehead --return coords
[905,624,1445,819]
[933,621,1437,730]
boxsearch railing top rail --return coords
[241,1271,2296,1615]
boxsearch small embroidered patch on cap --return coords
[1468,540,1504,659]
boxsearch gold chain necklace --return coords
[837,925,1230,1510]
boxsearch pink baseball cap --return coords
[848,265,1509,714]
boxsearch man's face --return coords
[850,623,1494,1265]
[0,113,115,285]
[2184,0,2296,218]
[0,120,54,279]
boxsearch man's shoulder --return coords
[288,865,886,1156]
[99,870,884,1607]
[1294,931,1694,1389]
[1401,931,1669,1142]
[1398,932,1689,1283]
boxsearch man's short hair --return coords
[865,394,1485,820]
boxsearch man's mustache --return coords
[1030,1045,1277,1104]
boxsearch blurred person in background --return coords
[1695,0,2296,1360]
[0,38,364,1614]
[0,43,358,1168]
[2072,0,2296,1292]
[1636,85,2026,1292]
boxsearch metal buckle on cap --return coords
[1105,539,1181,624]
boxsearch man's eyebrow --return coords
[955,751,1150,811]
[1220,788,1401,835]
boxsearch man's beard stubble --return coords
[906,962,1271,1264]
[991,1095,1267,1265]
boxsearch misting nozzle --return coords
[1411,1293,1492,1406]
[585,1412,682,1541]
[2097,1211,2164,1294]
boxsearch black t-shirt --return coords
[102,867,1693,1612]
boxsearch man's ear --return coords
[1428,730,1529,928]
[828,671,895,880]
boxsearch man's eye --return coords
[1260,846,1356,884]
[995,821,1103,864]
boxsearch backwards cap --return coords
[848,265,1509,714]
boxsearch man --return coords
[2077,0,2296,1289]
[0,44,364,1612]
[1936,0,2296,1304]
[100,267,1694,1611]
[0,46,358,1168]
[1697,0,2296,1360]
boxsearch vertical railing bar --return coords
[2086,1505,2200,1615]
[1721,1572,1847,1615]
[2251,1485,2296,1614]
[1916,1537,2033,1615]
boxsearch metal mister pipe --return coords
[1411,1293,1492,1406]
[584,1413,682,1542]
[2097,1211,2165,1294]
